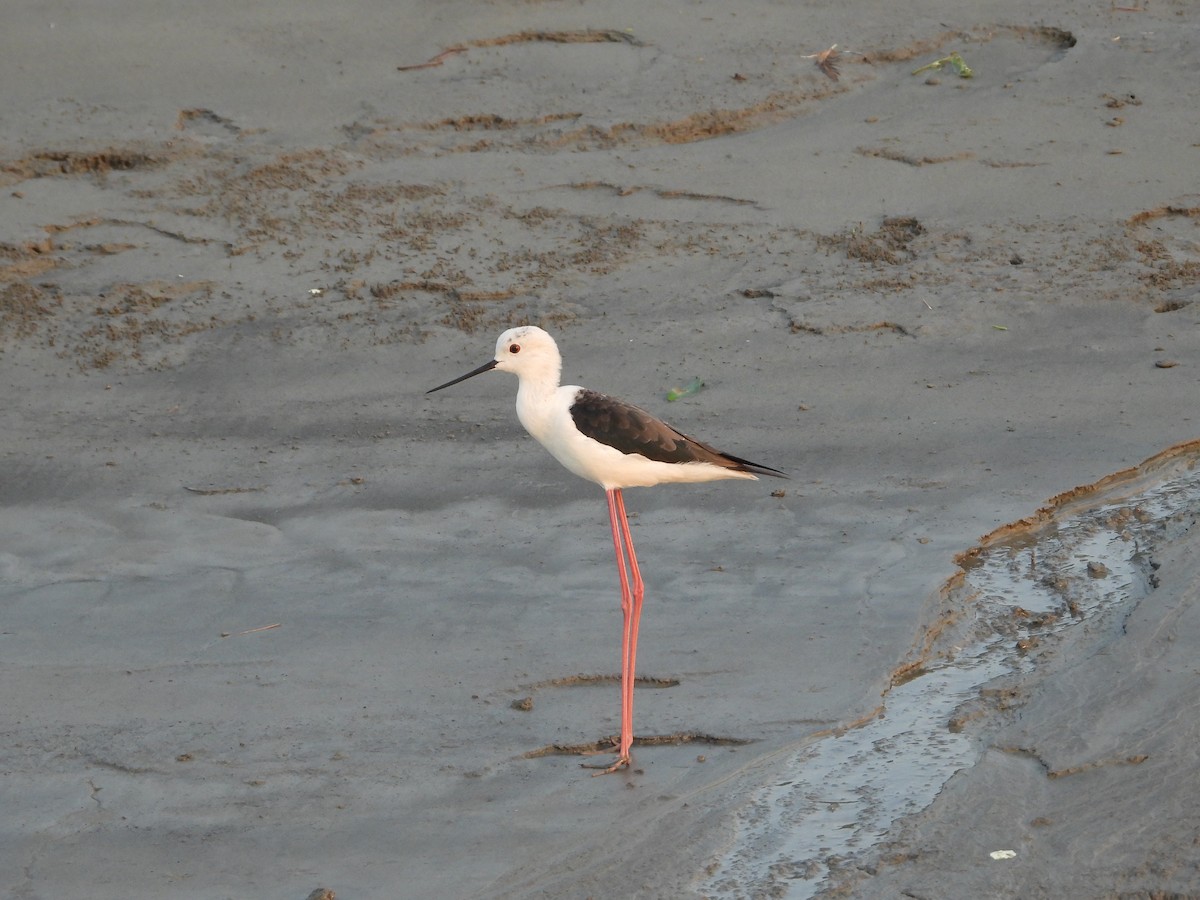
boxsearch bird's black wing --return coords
[569,389,787,478]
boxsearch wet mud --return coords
[706,441,1200,897]
[3,2,1199,897]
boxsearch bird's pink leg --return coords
[589,488,645,774]
[613,488,645,758]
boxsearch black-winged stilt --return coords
[428,325,786,773]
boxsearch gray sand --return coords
[2,1,1198,896]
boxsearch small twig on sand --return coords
[221,623,281,638]
[397,46,467,71]
[183,485,265,495]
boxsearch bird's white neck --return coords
[513,360,562,443]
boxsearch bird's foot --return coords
[582,753,630,776]
[579,736,631,775]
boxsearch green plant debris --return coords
[666,377,704,401]
[913,52,974,79]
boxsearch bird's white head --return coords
[426,325,563,395]
[492,326,561,381]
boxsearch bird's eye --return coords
[509,343,521,354]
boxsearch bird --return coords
[427,325,786,773]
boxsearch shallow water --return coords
[703,455,1200,898]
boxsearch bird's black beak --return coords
[426,358,499,394]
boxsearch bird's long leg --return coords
[613,487,644,759]
[588,487,643,775]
